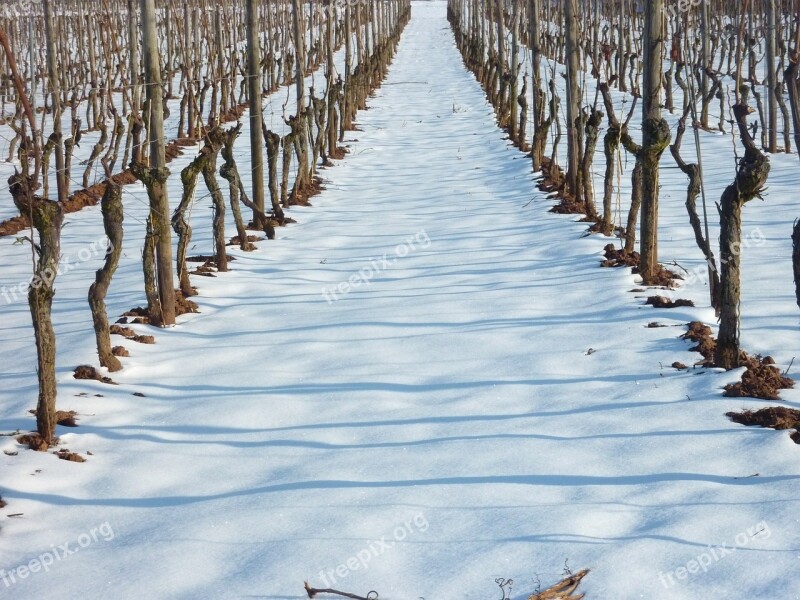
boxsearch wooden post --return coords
[700,0,710,128]
[128,0,140,115]
[29,16,36,125]
[529,0,543,170]
[341,1,352,138]
[639,0,670,284]
[509,0,519,140]
[246,0,267,224]
[44,0,67,202]
[141,0,176,326]
[564,0,582,202]
[765,0,778,151]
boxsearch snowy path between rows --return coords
[1,3,799,599]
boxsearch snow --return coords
[1,3,799,599]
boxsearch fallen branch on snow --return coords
[529,568,590,599]
[302,568,590,599]
[304,581,378,599]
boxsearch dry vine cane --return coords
[304,580,379,600]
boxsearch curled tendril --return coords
[494,578,513,600]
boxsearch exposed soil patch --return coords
[229,234,262,247]
[602,243,640,267]
[219,103,248,125]
[0,131,200,238]
[56,411,79,427]
[188,258,226,277]
[17,433,52,451]
[647,322,667,328]
[536,158,565,195]
[74,365,116,385]
[639,264,682,287]
[56,449,86,463]
[646,296,695,309]
[679,323,794,399]
[246,216,297,230]
[122,306,150,324]
[187,255,237,263]
[110,324,136,338]
[165,137,197,162]
[587,221,625,238]
[112,346,130,357]
[329,146,348,160]
[672,362,688,370]
[118,290,197,326]
[28,410,78,427]
[0,215,29,237]
[289,176,325,206]
[110,325,155,344]
[682,321,715,366]
[600,247,681,288]
[191,263,217,277]
[724,355,794,401]
[549,197,586,215]
[0,170,138,238]
[175,290,200,316]
[727,407,800,444]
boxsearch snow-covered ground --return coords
[0,3,799,599]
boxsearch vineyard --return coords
[0,0,798,598]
